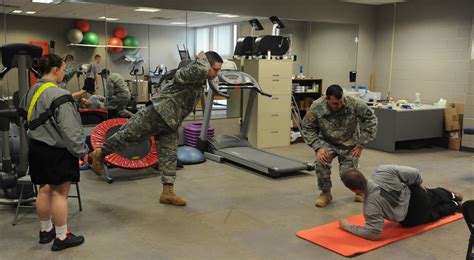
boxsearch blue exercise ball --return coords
[177,146,205,165]
[79,162,90,171]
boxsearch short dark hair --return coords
[341,169,367,190]
[63,54,74,62]
[100,69,110,76]
[82,77,96,94]
[326,84,343,99]
[38,54,63,76]
[94,54,101,59]
[205,51,223,66]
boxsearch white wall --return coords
[463,18,474,149]
[307,22,358,89]
[374,0,473,104]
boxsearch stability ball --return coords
[177,146,205,165]
[123,36,140,49]
[108,37,123,52]
[67,28,83,44]
[114,27,128,39]
[83,32,99,45]
[75,20,90,33]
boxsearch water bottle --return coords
[414,93,421,108]
[299,65,304,79]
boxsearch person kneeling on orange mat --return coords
[338,165,463,240]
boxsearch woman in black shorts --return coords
[23,54,88,251]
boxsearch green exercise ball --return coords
[83,31,99,45]
[123,36,140,48]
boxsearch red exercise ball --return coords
[108,37,123,53]
[75,20,90,33]
[114,27,128,39]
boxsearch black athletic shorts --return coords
[28,139,80,185]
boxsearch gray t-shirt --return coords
[21,79,88,158]
[341,165,423,240]
[88,95,105,109]
[86,63,99,79]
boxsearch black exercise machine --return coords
[0,43,42,204]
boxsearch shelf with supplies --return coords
[291,78,323,143]
[292,78,322,113]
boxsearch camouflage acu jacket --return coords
[302,95,377,150]
[106,72,131,100]
[152,58,210,129]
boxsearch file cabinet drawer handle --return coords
[272,79,279,82]
[270,130,279,134]
[271,114,279,117]
[272,74,280,77]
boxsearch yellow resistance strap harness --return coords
[26,82,76,130]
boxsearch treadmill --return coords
[197,70,314,177]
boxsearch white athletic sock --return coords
[40,219,53,232]
[55,224,68,240]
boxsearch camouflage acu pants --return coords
[108,95,129,111]
[102,106,178,184]
[315,144,359,191]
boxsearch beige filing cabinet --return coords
[239,59,293,148]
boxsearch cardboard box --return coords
[451,103,464,116]
[447,131,461,151]
[448,138,461,151]
[444,108,461,131]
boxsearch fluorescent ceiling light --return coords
[341,0,406,5]
[25,11,37,14]
[98,16,119,21]
[12,10,23,13]
[134,7,161,12]
[32,0,62,4]
[169,22,187,25]
[217,14,240,18]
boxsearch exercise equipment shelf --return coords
[68,43,148,49]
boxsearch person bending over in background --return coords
[21,54,88,251]
[89,51,223,206]
[302,84,378,207]
[338,165,463,240]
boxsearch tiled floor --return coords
[0,143,472,259]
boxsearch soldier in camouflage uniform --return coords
[302,84,377,207]
[59,54,77,89]
[101,69,133,118]
[90,51,223,206]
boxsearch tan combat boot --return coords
[159,184,187,206]
[354,192,365,202]
[315,191,333,207]
[90,148,105,175]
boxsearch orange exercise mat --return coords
[296,213,462,257]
